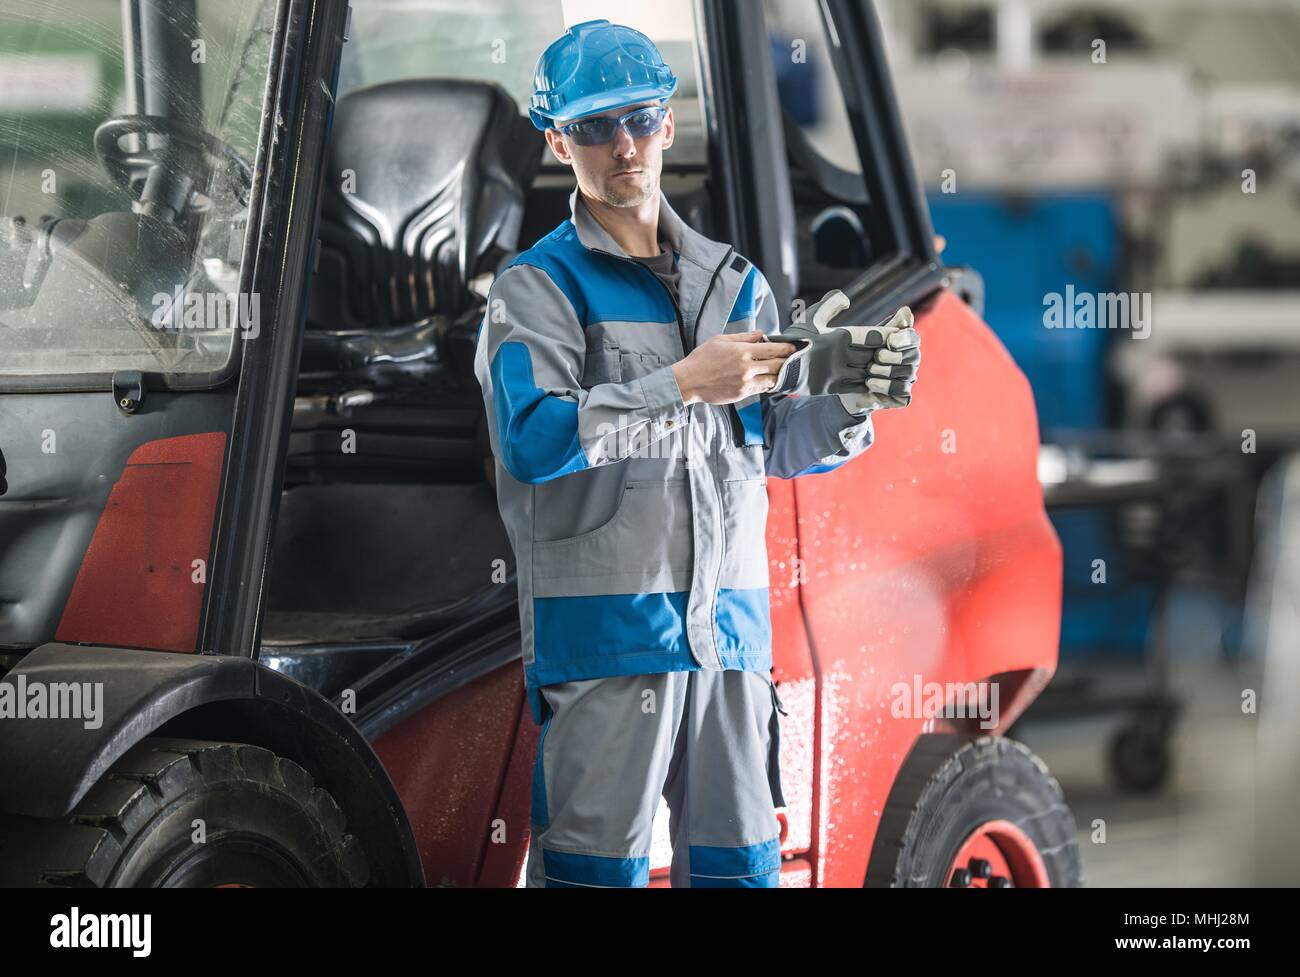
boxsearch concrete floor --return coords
[1014,656,1264,887]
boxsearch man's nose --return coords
[611,124,637,158]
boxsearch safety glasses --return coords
[557,104,668,146]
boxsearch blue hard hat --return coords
[528,19,678,131]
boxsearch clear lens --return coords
[566,118,617,146]
[562,106,666,146]
[625,108,665,138]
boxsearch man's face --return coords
[544,100,675,207]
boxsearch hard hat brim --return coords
[545,82,677,127]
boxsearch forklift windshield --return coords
[0,0,274,382]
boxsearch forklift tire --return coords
[865,733,1082,888]
[1108,720,1172,794]
[0,737,369,887]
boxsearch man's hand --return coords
[671,332,797,406]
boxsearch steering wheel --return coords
[93,114,253,217]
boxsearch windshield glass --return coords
[337,0,706,168]
[0,0,274,380]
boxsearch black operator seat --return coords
[309,77,544,331]
[290,79,544,485]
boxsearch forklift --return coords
[0,0,1080,888]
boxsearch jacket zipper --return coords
[692,246,732,350]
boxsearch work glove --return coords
[839,305,920,414]
[764,290,920,413]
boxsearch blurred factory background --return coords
[862,0,1300,886]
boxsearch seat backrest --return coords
[308,78,544,330]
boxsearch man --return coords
[473,19,919,888]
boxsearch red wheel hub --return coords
[946,819,1050,888]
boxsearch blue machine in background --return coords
[927,191,1157,659]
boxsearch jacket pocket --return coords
[531,478,693,597]
[718,475,769,590]
[581,345,622,388]
[618,349,672,383]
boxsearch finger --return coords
[873,346,920,366]
[867,376,913,397]
[847,326,890,348]
[884,306,914,330]
[748,355,785,376]
[868,361,917,380]
[848,325,920,350]
[809,289,851,332]
[716,330,768,342]
[748,341,798,359]
[746,358,787,381]
[885,328,920,351]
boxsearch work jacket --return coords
[474,186,875,724]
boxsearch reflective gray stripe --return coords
[544,875,618,888]
[690,872,776,880]
[685,404,725,668]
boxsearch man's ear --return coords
[660,106,674,151]
[545,128,572,166]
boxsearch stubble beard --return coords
[596,167,659,207]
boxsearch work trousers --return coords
[526,669,787,888]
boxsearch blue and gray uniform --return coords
[473,186,874,886]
